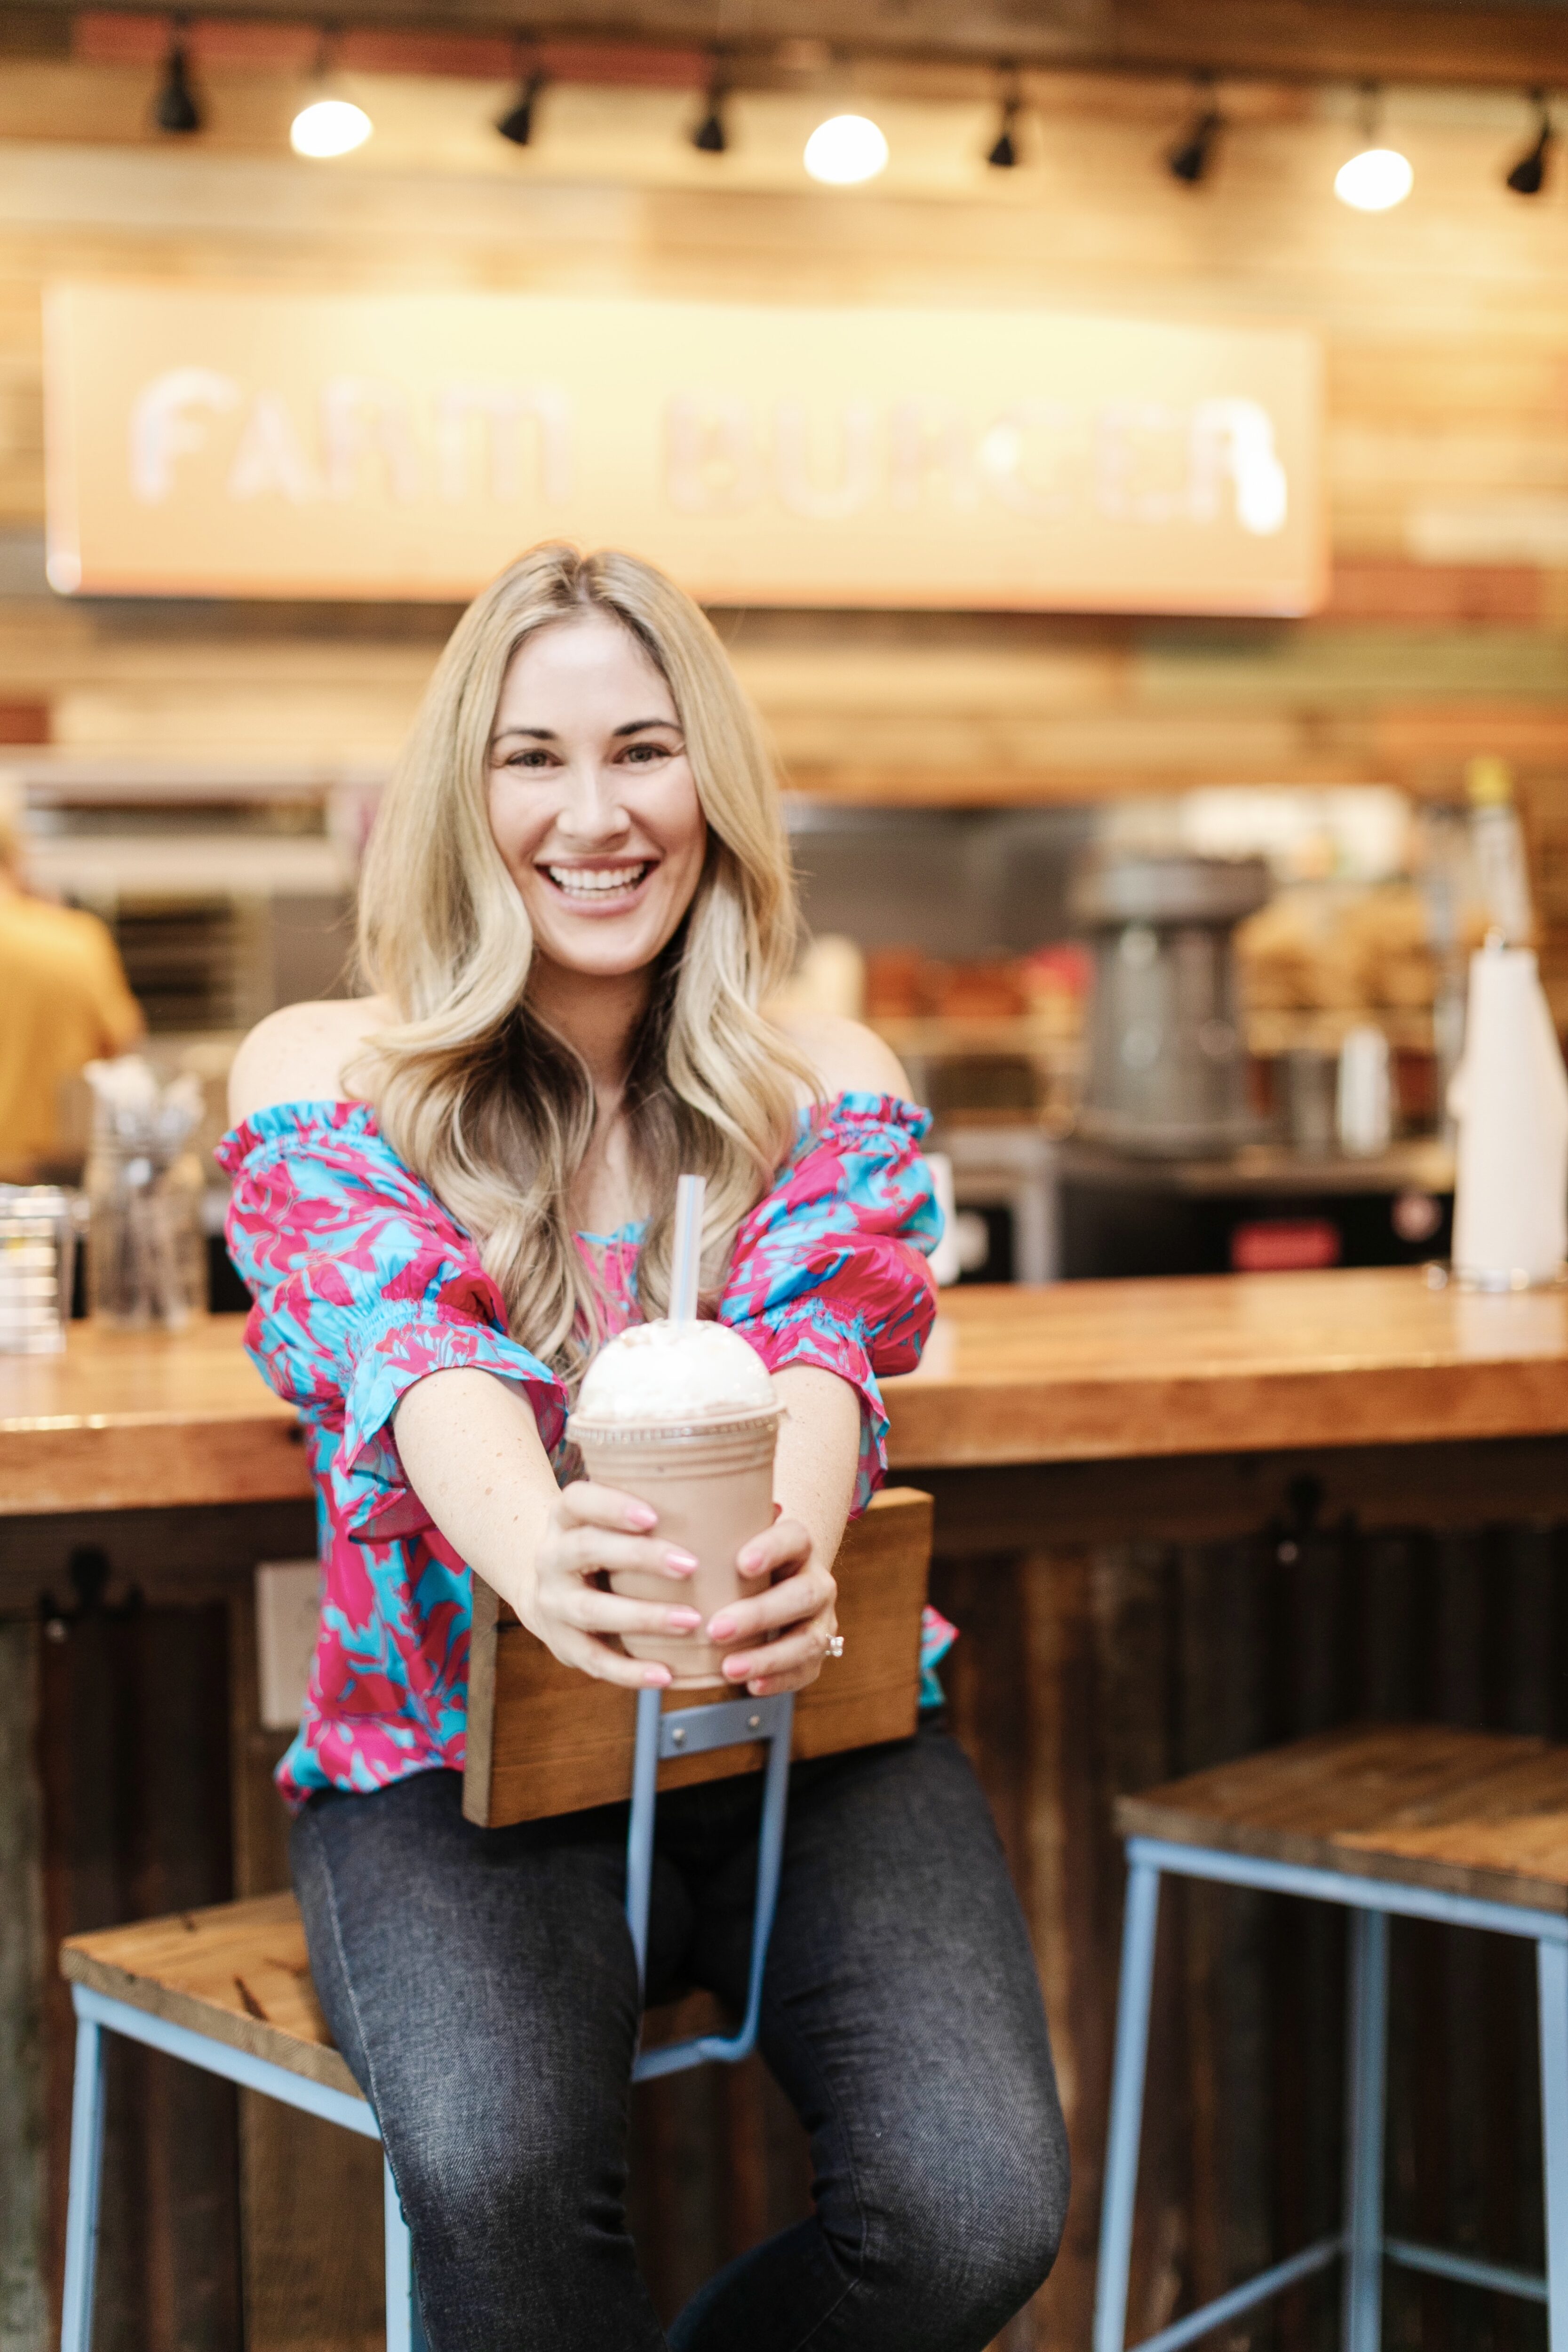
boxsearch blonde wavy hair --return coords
[353,543,811,1390]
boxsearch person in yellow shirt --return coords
[0,797,143,1176]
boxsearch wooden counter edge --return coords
[884,1359,1568,1468]
[0,1416,314,1516]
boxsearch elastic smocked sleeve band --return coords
[718,1092,940,1517]
[217,1102,568,1480]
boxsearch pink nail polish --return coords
[644,1664,671,1687]
[708,1615,735,1639]
[666,1548,700,1572]
[667,1610,701,1631]
[626,1505,657,1530]
[723,1657,748,1679]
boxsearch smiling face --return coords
[486,609,708,988]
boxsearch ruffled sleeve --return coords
[216,1102,568,1482]
[718,1092,940,1516]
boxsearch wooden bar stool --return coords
[59,1486,932,2352]
[1094,1722,1568,2352]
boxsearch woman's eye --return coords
[622,739,673,764]
[505,748,556,769]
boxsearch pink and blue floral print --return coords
[216,1090,954,1808]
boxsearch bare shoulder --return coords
[227,996,394,1124]
[772,1011,913,1106]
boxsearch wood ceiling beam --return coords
[0,0,1567,87]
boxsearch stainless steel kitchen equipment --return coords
[1071,852,1272,1157]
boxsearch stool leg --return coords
[1538,1939,1568,2352]
[60,2012,107,2352]
[624,1684,662,1995]
[383,2156,427,2352]
[1093,1858,1162,2352]
[1341,1908,1389,2352]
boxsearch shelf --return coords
[1244,1009,1435,1057]
[870,1016,1083,1064]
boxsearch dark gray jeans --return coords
[291,1720,1069,2352]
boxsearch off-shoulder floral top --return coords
[216,1089,954,1809]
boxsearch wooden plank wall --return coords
[929,1467,1568,2352]
[0,66,1558,807]
[35,1597,242,2352]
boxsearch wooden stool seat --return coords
[1098,1721,1568,2352]
[63,1893,355,2096]
[61,1888,730,2090]
[1116,1723,1568,1915]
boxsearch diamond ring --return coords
[826,1634,845,1660]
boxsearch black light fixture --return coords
[153,22,202,136]
[691,57,729,154]
[497,50,546,147]
[987,65,1021,168]
[1167,77,1221,184]
[1506,87,1553,194]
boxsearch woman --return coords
[221,545,1068,2352]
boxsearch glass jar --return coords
[0,1184,75,1353]
[84,1139,207,1330]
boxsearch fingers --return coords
[557,1584,703,1641]
[555,1526,699,1582]
[547,1627,672,1690]
[738,1657,827,1697]
[558,1480,661,1534]
[736,1516,812,1581]
[707,1564,835,1649]
[724,1607,837,1694]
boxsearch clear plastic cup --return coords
[567,1406,780,1686]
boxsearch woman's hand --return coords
[521,1481,703,1689]
[706,1515,839,1698]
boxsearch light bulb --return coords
[1334,145,1412,211]
[291,97,373,159]
[803,114,888,186]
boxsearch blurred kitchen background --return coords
[8,722,1554,1292]
[1,41,1566,1297]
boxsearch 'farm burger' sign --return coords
[45,284,1324,612]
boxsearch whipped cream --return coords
[575,1318,777,1426]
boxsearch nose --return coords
[555,757,631,847]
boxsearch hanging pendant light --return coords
[505,45,555,146]
[291,32,372,160]
[291,95,372,158]
[1335,83,1412,210]
[691,57,729,154]
[987,65,1021,169]
[152,25,202,136]
[1506,88,1553,194]
[1166,76,1221,184]
[804,113,887,185]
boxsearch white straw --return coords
[670,1173,705,1324]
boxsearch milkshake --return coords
[568,1318,780,1686]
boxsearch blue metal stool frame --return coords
[1094,1836,1568,2352]
[626,1685,795,2079]
[59,1684,796,2352]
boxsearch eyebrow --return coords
[492,717,679,744]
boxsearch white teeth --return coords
[545,864,650,897]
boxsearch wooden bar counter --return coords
[6,1266,1568,2352]
[7,1267,1568,1510]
